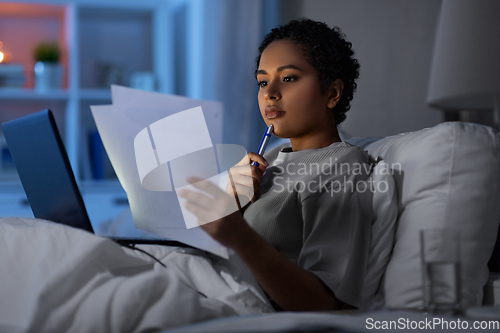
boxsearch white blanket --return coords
[0,217,274,333]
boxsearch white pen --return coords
[252,124,274,166]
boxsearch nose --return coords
[264,80,281,101]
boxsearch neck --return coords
[289,130,342,152]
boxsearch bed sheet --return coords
[0,217,273,333]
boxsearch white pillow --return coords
[365,122,500,309]
[362,160,398,309]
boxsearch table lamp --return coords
[427,0,500,125]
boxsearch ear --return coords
[326,79,344,109]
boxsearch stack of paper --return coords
[91,85,247,258]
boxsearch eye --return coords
[283,76,297,83]
[257,80,268,88]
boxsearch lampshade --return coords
[427,0,500,112]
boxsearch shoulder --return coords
[301,141,371,166]
[299,143,373,200]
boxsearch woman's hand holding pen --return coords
[227,153,269,209]
[226,124,273,209]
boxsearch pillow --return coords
[361,159,398,309]
[364,122,500,309]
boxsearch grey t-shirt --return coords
[243,141,373,308]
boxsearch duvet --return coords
[0,217,274,333]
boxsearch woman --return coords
[179,19,372,311]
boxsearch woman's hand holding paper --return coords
[178,175,341,311]
[179,176,251,250]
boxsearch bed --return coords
[1,121,499,332]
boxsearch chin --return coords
[271,128,290,139]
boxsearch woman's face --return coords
[256,39,340,148]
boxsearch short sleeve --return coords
[297,178,372,308]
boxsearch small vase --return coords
[34,61,63,92]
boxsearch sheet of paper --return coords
[90,86,233,258]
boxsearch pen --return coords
[252,124,274,166]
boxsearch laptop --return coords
[2,109,189,247]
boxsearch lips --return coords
[265,106,286,119]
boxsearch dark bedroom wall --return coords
[281,0,443,137]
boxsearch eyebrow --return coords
[255,64,303,78]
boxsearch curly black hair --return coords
[256,19,360,125]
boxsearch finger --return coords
[227,172,242,210]
[229,165,262,186]
[233,183,254,200]
[251,165,263,183]
[235,153,269,167]
[184,202,220,225]
[247,152,269,167]
[238,193,252,207]
[257,163,267,174]
[229,169,260,201]
[178,189,215,211]
[185,176,204,184]
[235,154,252,166]
[229,172,254,188]
[236,166,263,186]
[230,164,253,176]
[229,173,255,200]
[186,177,228,199]
[183,201,207,220]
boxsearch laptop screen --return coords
[2,109,94,232]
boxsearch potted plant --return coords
[33,41,63,91]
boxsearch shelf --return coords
[0,1,165,221]
[0,3,64,18]
[0,88,114,102]
[79,89,111,101]
[0,88,69,101]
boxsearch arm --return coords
[230,219,341,311]
[179,179,342,312]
